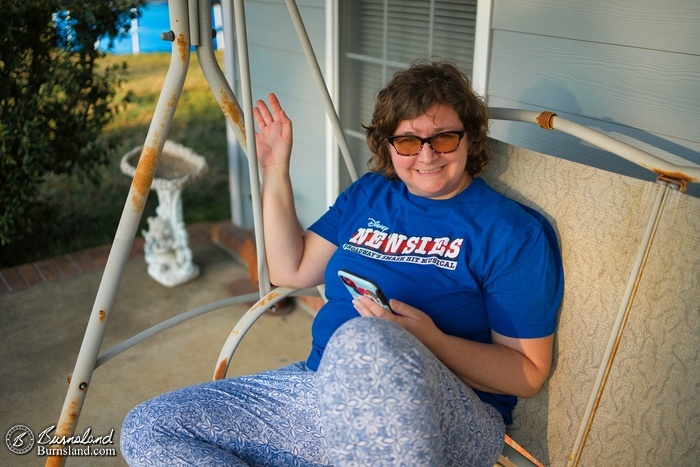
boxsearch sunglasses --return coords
[387,129,466,157]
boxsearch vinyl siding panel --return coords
[487,0,700,197]
[492,0,700,55]
[488,31,700,142]
[228,0,328,228]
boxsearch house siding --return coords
[231,0,700,227]
[487,0,700,197]
[227,0,328,228]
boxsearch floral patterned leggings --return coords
[120,317,505,466]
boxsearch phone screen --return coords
[337,269,392,312]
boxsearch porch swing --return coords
[48,1,700,466]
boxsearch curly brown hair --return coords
[364,60,490,180]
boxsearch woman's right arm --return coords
[253,93,336,288]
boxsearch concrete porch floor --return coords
[0,222,314,466]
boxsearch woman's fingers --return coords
[253,105,264,128]
[268,92,281,111]
[254,94,287,131]
[254,100,273,127]
[353,296,394,320]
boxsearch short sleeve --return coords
[484,211,564,338]
[307,183,352,246]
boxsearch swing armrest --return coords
[213,286,303,380]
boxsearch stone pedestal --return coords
[121,140,208,287]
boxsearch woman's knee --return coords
[318,317,436,392]
[121,398,160,463]
[121,396,166,446]
[324,316,419,359]
[122,396,164,435]
[120,388,196,462]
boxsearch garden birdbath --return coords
[120,140,208,287]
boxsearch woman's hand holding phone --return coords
[352,295,396,319]
[337,269,393,313]
[337,269,445,349]
[343,277,445,350]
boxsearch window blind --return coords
[339,0,478,177]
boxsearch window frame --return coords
[326,0,492,201]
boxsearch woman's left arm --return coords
[430,328,553,399]
[353,297,553,398]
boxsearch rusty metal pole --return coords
[45,1,191,465]
[488,108,700,186]
[233,0,271,297]
[195,0,271,296]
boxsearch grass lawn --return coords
[0,52,232,267]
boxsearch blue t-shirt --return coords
[307,173,564,423]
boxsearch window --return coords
[339,0,478,182]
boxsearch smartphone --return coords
[337,269,392,312]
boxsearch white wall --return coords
[486,0,700,197]
[226,0,329,228]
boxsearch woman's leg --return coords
[316,317,505,467]
[120,362,331,466]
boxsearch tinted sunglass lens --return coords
[430,133,459,152]
[394,137,421,155]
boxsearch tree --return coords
[0,0,146,250]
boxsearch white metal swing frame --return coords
[48,1,700,466]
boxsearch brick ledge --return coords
[0,222,211,294]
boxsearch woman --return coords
[121,60,563,466]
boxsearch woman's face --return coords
[390,103,471,200]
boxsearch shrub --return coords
[0,0,145,255]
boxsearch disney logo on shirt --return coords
[367,218,389,232]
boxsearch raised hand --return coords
[253,93,293,170]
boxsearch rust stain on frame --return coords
[219,89,246,144]
[214,358,228,380]
[131,145,158,210]
[46,400,79,466]
[259,291,281,307]
[45,454,63,466]
[654,170,693,190]
[98,309,106,324]
[536,111,557,130]
[176,33,187,63]
[168,92,178,111]
[47,398,80,460]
